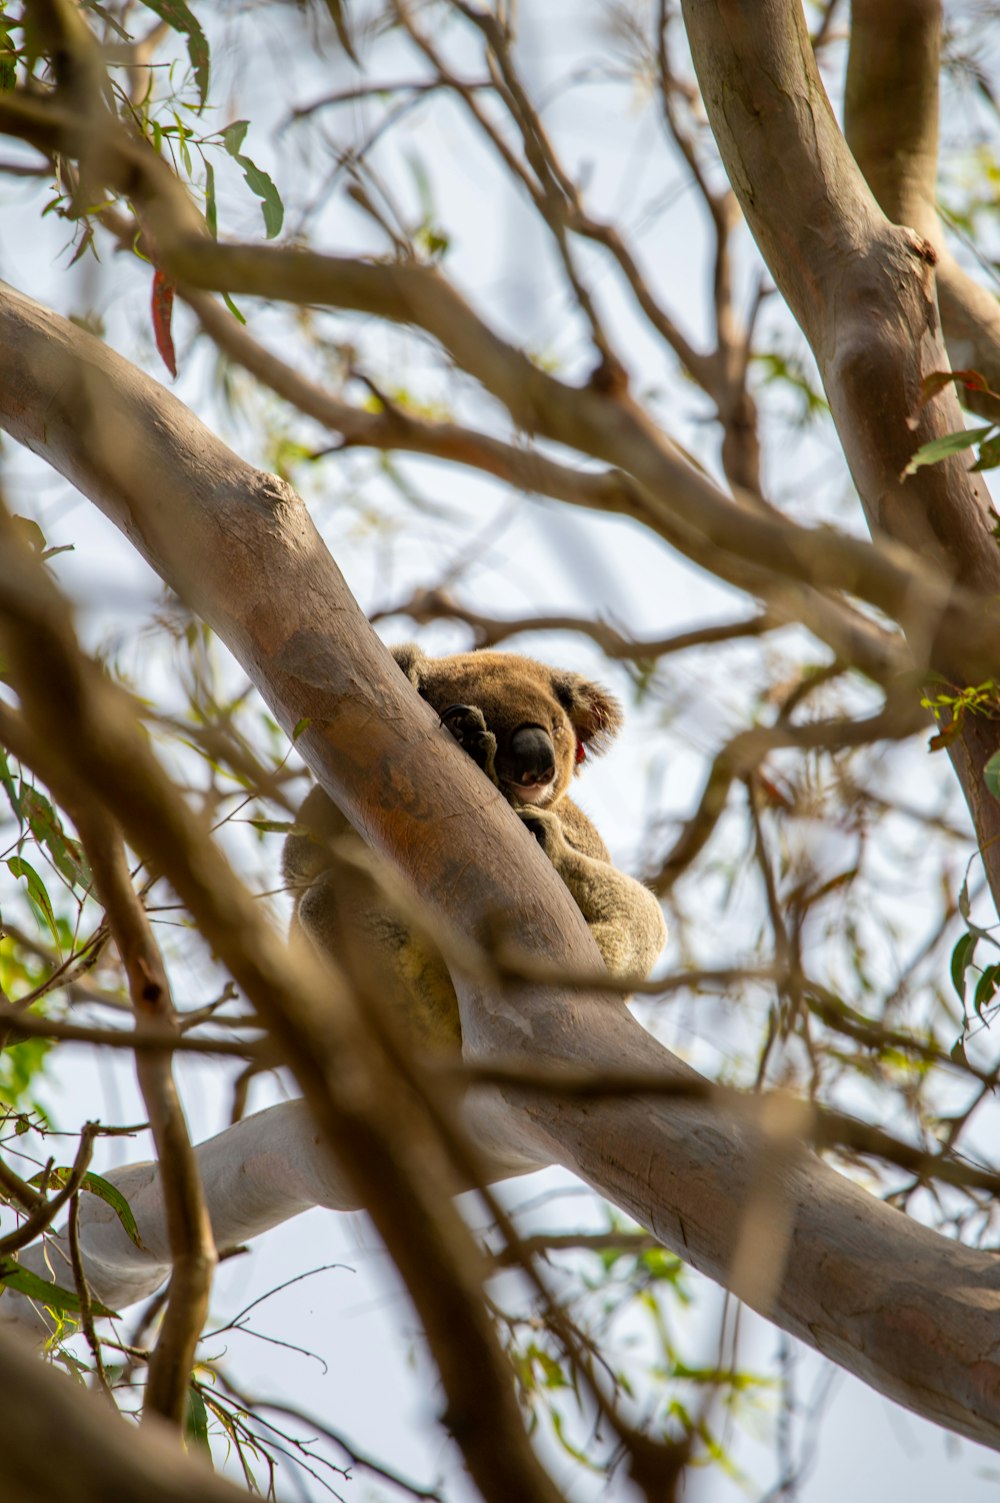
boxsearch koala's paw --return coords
[440,703,498,785]
[518,806,567,860]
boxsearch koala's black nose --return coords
[510,725,556,787]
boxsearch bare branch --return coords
[372,585,779,657]
[67,1190,114,1402]
[67,801,215,1429]
[652,688,928,891]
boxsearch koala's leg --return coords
[285,786,462,1052]
[519,807,666,981]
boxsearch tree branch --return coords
[845,0,1000,421]
[0,510,564,1503]
[1,282,1000,1453]
[0,94,980,687]
[680,0,1000,914]
[68,800,215,1429]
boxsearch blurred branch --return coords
[0,500,565,1502]
[492,1229,662,1264]
[651,689,928,891]
[0,998,259,1055]
[372,585,779,657]
[68,801,215,1429]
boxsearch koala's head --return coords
[392,643,622,808]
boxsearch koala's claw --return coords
[518,806,564,857]
[520,812,549,849]
[440,703,499,785]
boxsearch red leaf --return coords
[151,270,177,378]
[919,368,996,407]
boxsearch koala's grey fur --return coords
[283,644,666,1050]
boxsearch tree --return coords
[1,0,1000,1498]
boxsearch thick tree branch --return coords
[0,96,983,685]
[166,243,905,685]
[1,1317,253,1503]
[1,284,1000,1453]
[845,0,1000,420]
[0,523,563,1503]
[680,0,1000,913]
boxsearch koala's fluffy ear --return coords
[391,642,427,688]
[551,671,623,756]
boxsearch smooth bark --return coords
[682,0,1000,913]
[1,282,1000,1452]
[846,0,1000,419]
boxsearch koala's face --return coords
[393,645,622,808]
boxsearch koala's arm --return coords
[522,802,666,981]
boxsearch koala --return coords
[283,643,666,1051]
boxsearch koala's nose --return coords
[510,725,556,787]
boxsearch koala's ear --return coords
[391,642,427,688]
[551,672,623,755]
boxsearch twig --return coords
[67,1188,114,1402]
[71,800,216,1430]
[0,1122,97,1256]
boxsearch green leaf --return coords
[971,433,1000,472]
[238,157,284,239]
[220,120,250,159]
[220,121,284,239]
[185,28,210,107]
[0,747,22,819]
[139,0,211,107]
[0,1257,119,1319]
[975,963,1000,1019]
[27,1170,143,1249]
[7,856,60,949]
[950,931,978,999]
[185,1385,213,1459]
[204,159,217,239]
[222,291,246,325]
[919,368,994,404]
[19,784,90,889]
[247,818,298,835]
[903,425,995,476]
[0,33,16,93]
[986,751,1000,804]
[292,718,311,741]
